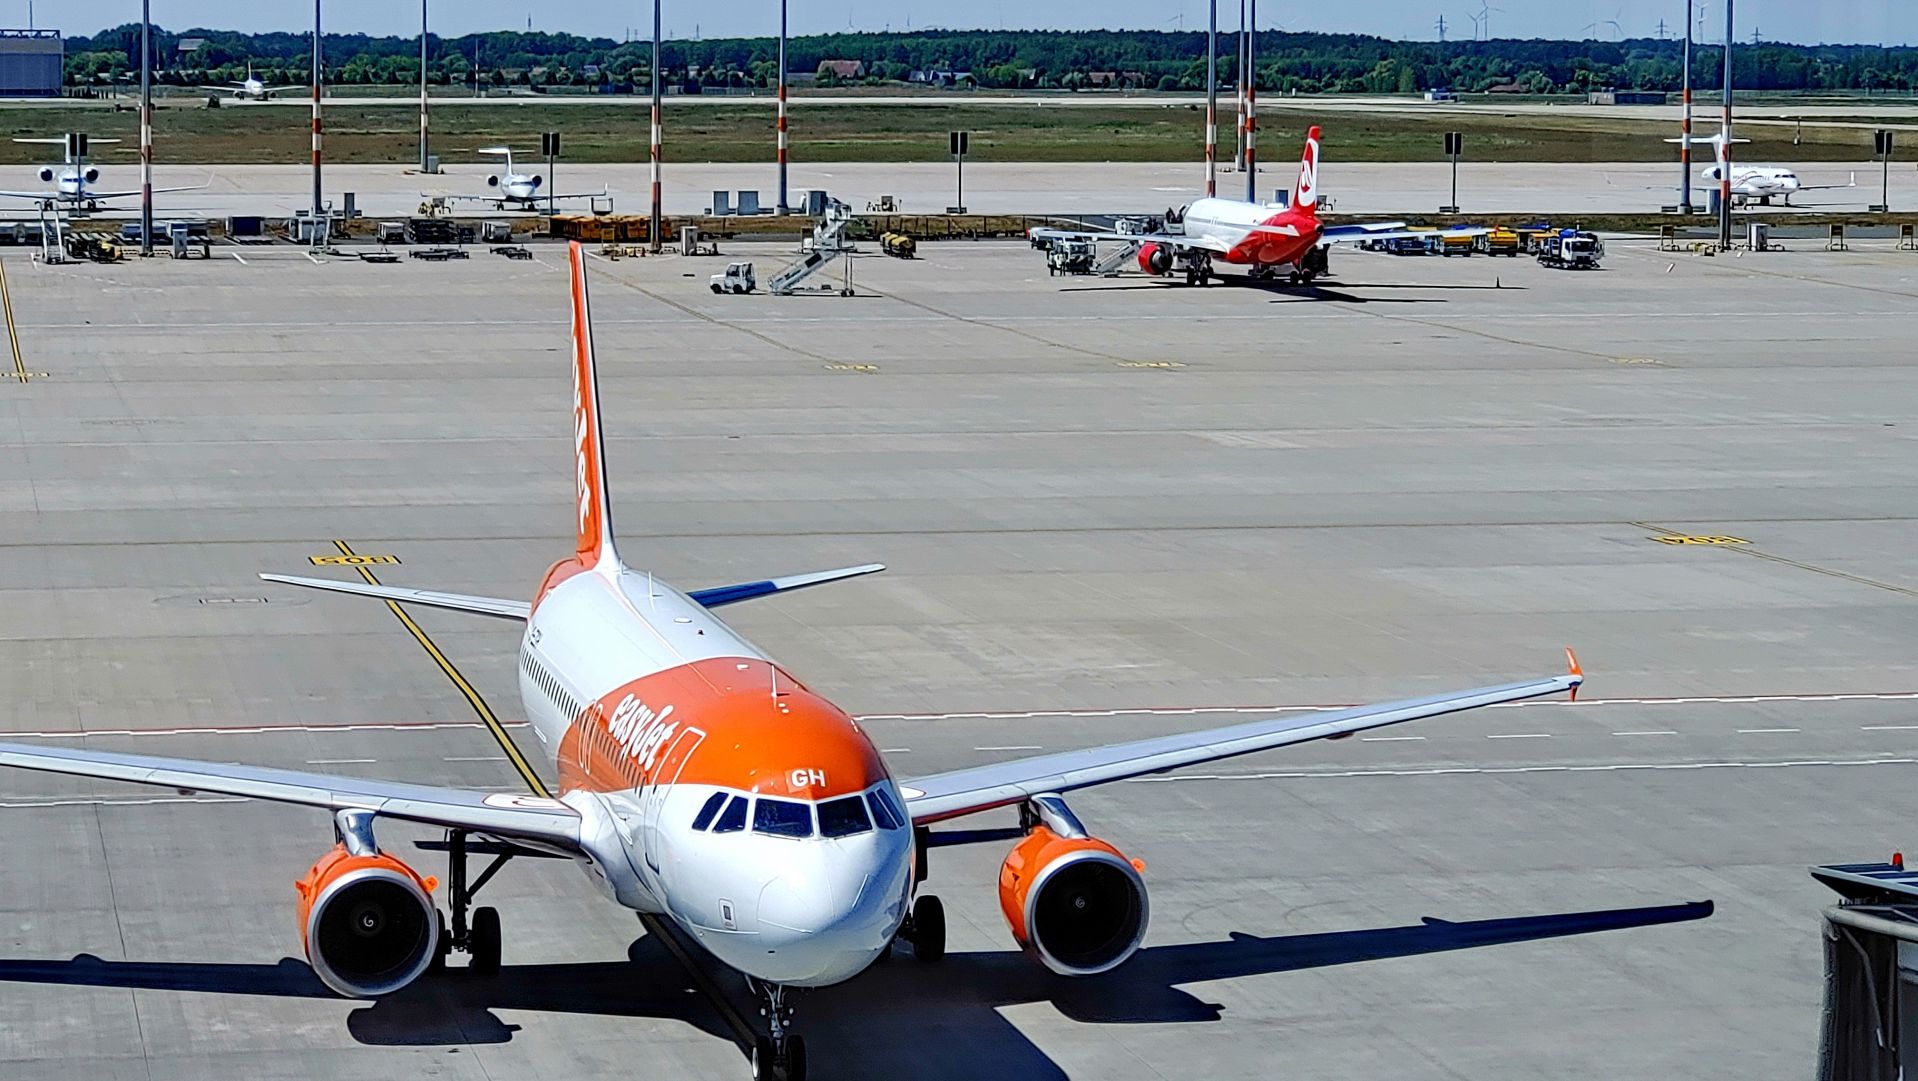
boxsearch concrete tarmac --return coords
[1,235,1917,1078]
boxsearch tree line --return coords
[60,25,1918,95]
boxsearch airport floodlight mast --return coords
[1680,0,1694,213]
[1206,0,1217,196]
[140,0,151,256]
[313,0,324,240]
[649,0,662,253]
[420,0,430,173]
[777,0,789,213]
[1718,0,1733,248]
[1243,0,1256,202]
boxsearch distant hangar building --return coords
[0,29,62,98]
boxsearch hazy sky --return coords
[38,1,1917,46]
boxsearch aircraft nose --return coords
[747,851,898,985]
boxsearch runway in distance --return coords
[1034,125,1486,285]
[0,133,210,212]
[0,243,1583,1081]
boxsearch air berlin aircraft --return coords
[0,244,1580,1081]
[1036,126,1483,285]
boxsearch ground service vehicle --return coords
[880,232,917,258]
[1537,229,1604,270]
[1478,227,1521,256]
[711,261,757,293]
[1439,232,1476,257]
[1047,238,1095,275]
[1385,232,1436,255]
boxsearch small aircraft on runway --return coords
[0,133,210,213]
[431,146,608,212]
[1033,126,1486,286]
[0,243,1583,1081]
[201,64,305,102]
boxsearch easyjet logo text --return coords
[606,694,677,771]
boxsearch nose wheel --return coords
[900,893,946,962]
[750,981,808,1081]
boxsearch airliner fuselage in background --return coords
[1034,125,1484,285]
[0,243,1583,1081]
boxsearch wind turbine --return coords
[1476,2,1502,41]
[1466,10,1482,40]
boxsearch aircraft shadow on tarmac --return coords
[0,898,1709,1075]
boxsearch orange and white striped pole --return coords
[1243,0,1256,202]
[311,0,324,236]
[648,0,662,252]
[1679,0,1693,213]
[776,0,789,213]
[1204,0,1216,196]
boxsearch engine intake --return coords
[1137,241,1173,276]
[998,826,1148,976]
[82,168,100,184]
[295,844,440,998]
[486,174,502,188]
[37,167,53,183]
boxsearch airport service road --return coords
[1,238,1917,1079]
[36,158,1916,220]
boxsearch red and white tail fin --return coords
[1294,125,1322,218]
[566,242,620,571]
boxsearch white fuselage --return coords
[1703,165,1802,198]
[1179,196,1294,252]
[517,565,914,987]
[497,175,543,204]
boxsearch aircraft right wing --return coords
[900,654,1582,825]
[0,189,57,201]
[0,740,582,853]
[1028,227,1231,254]
[82,178,217,201]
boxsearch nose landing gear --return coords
[750,981,808,1081]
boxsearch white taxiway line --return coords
[229,252,249,266]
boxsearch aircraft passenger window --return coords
[867,787,906,830]
[818,795,872,838]
[691,791,729,831]
[712,796,748,834]
[753,798,814,838]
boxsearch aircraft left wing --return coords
[83,178,217,201]
[260,573,531,620]
[0,741,582,852]
[1028,227,1231,254]
[1796,172,1858,192]
[900,655,1581,824]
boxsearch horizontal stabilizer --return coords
[689,563,886,608]
[259,573,530,620]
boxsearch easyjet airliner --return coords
[0,244,1580,1081]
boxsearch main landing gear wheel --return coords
[910,895,947,963]
[468,906,502,975]
[441,829,514,974]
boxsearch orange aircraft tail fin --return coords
[566,242,620,570]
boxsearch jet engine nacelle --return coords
[83,168,100,184]
[486,174,502,188]
[1137,241,1173,276]
[997,826,1148,976]
[295,844,440,998]
[36,167,53,183]
[528,174,544,190]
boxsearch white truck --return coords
[709,261,757,294]
[1537,229,1604,270]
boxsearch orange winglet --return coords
[1565,647,1583,701]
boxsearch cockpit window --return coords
[712,795,748,834]
[691,791,728,831]
[753,798,814,838]
[818,795,872,838]
[867,787,905,830]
